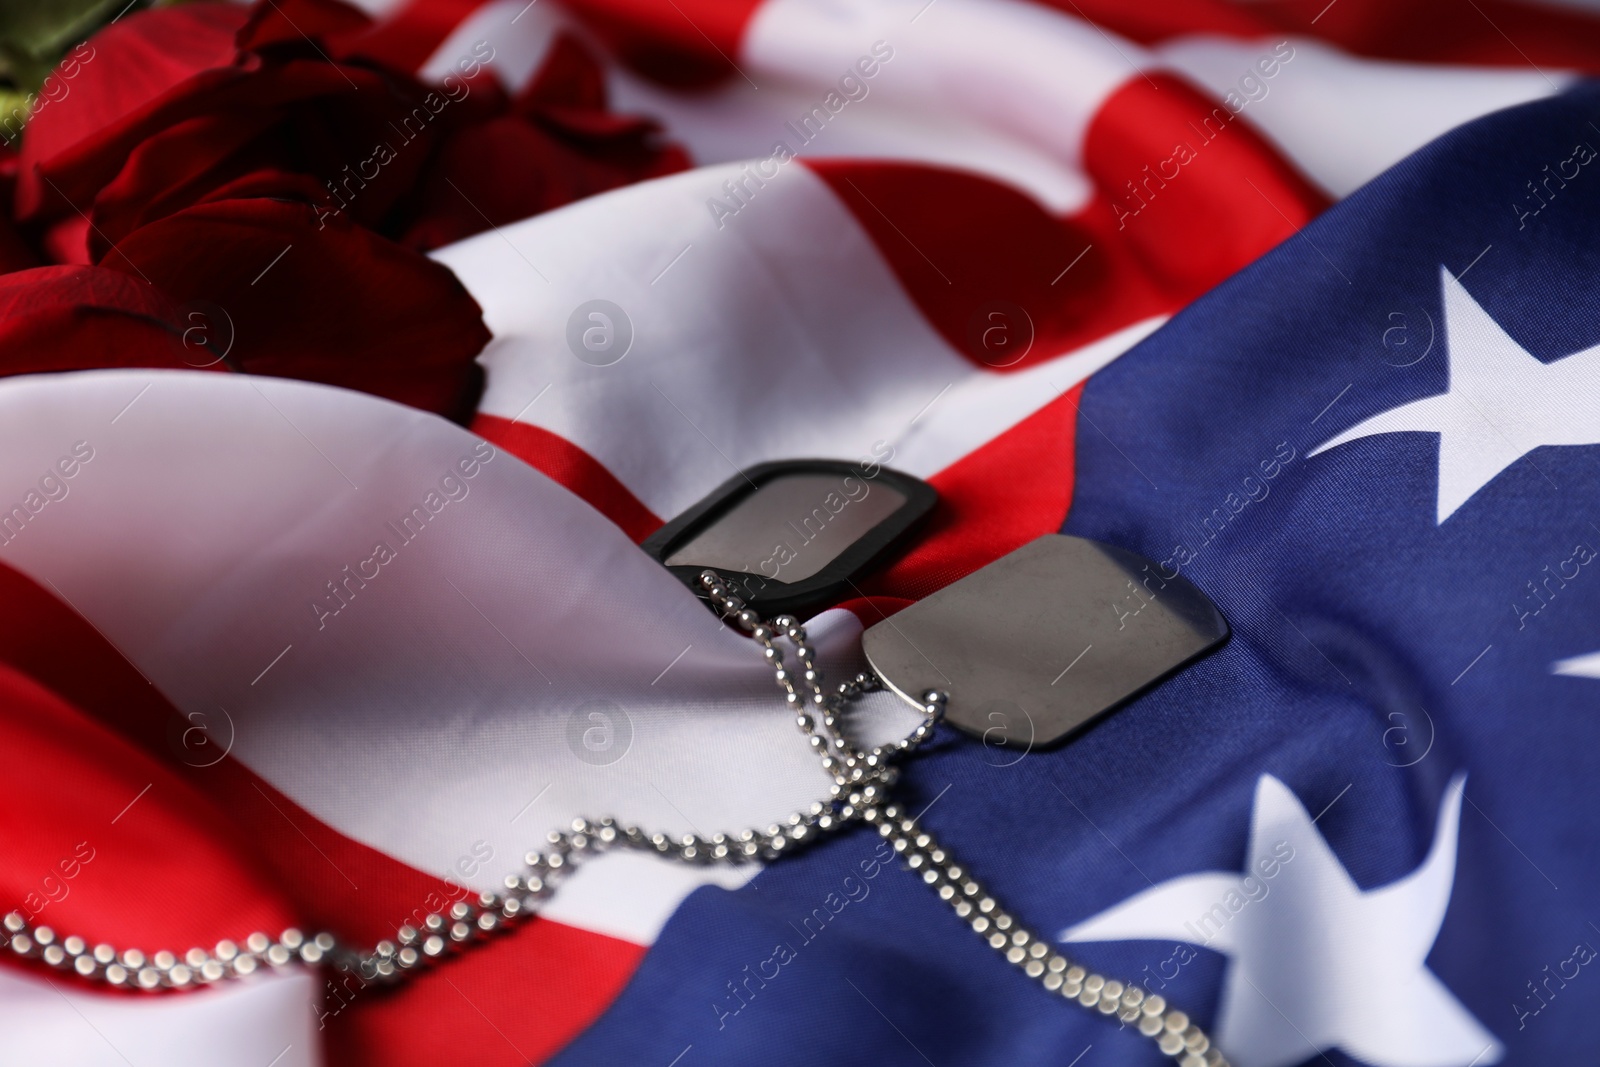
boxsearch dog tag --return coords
[862,534,1227,747]
[643,459,936,618]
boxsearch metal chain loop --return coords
[0,569,1227,1064]
[863,802,1228,1066]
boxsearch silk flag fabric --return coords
[0,1,1597,1065]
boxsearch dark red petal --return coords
[0,216,36,274]
[41,216,91,265]
[17,4,250,218]
[257,68,450,228]
[82,56,450,251]
[189,168,334,210]
[24,56,363,225]
[403,114,688,251]
[103,197,488,420]
[0,146,36,274]
[236,0,373,53]
[87,111,280,258]
[402,117,565,249]
[0,265,187,373]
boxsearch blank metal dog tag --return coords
[642,459,936,619]
[862,534,1227,748]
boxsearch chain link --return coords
[863,802,1228,1065]
[0,570,1226,1064]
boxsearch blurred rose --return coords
[1,0,688,421]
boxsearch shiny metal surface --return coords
[863,534,1228,746]
[664,472,906,581]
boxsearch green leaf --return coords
[0,0,139,86]
[0,88,30,147]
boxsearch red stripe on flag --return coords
[473,411,664,542]
[1033,0,1288,46]
[1075,72,1328,300]
[195,763,645,1067]
[0,561,489,955]
[807,77,1325,379]
[1045,0,1600,72]
[322,919,643,1065]
[835,595,915,625]
[0,663,296,952]
[0,561,644,1065]
[807,161,1174,373]
[862,384,1085,603]
[556,0,766,86]
[816,73,1323,606]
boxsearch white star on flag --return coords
[1060,773,1500,1067]
[1552,651,1600,678]
[1311,266,1600,523]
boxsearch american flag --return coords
[1,0,1598,1064]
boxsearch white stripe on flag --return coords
[1155,35,1568,198]
[0,966,319,1067]
[432,160,1163,520]
[423,0,1573,213]
[0,370,923,945]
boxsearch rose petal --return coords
[0,217,36,274]
[87,111,302,258]
[0,265,186,373]
[17,3,251,218]
[103,197,488,420]
[83,59,451,252]
[236,0,373,53]
[0,146,37,273]
[41,216,91,265]
[403,114,688,251]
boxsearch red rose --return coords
[0,146,37,274]
[0,264,180,373]
[106,196,492,417]
[399,33,691,250]
[1,0,688,421]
